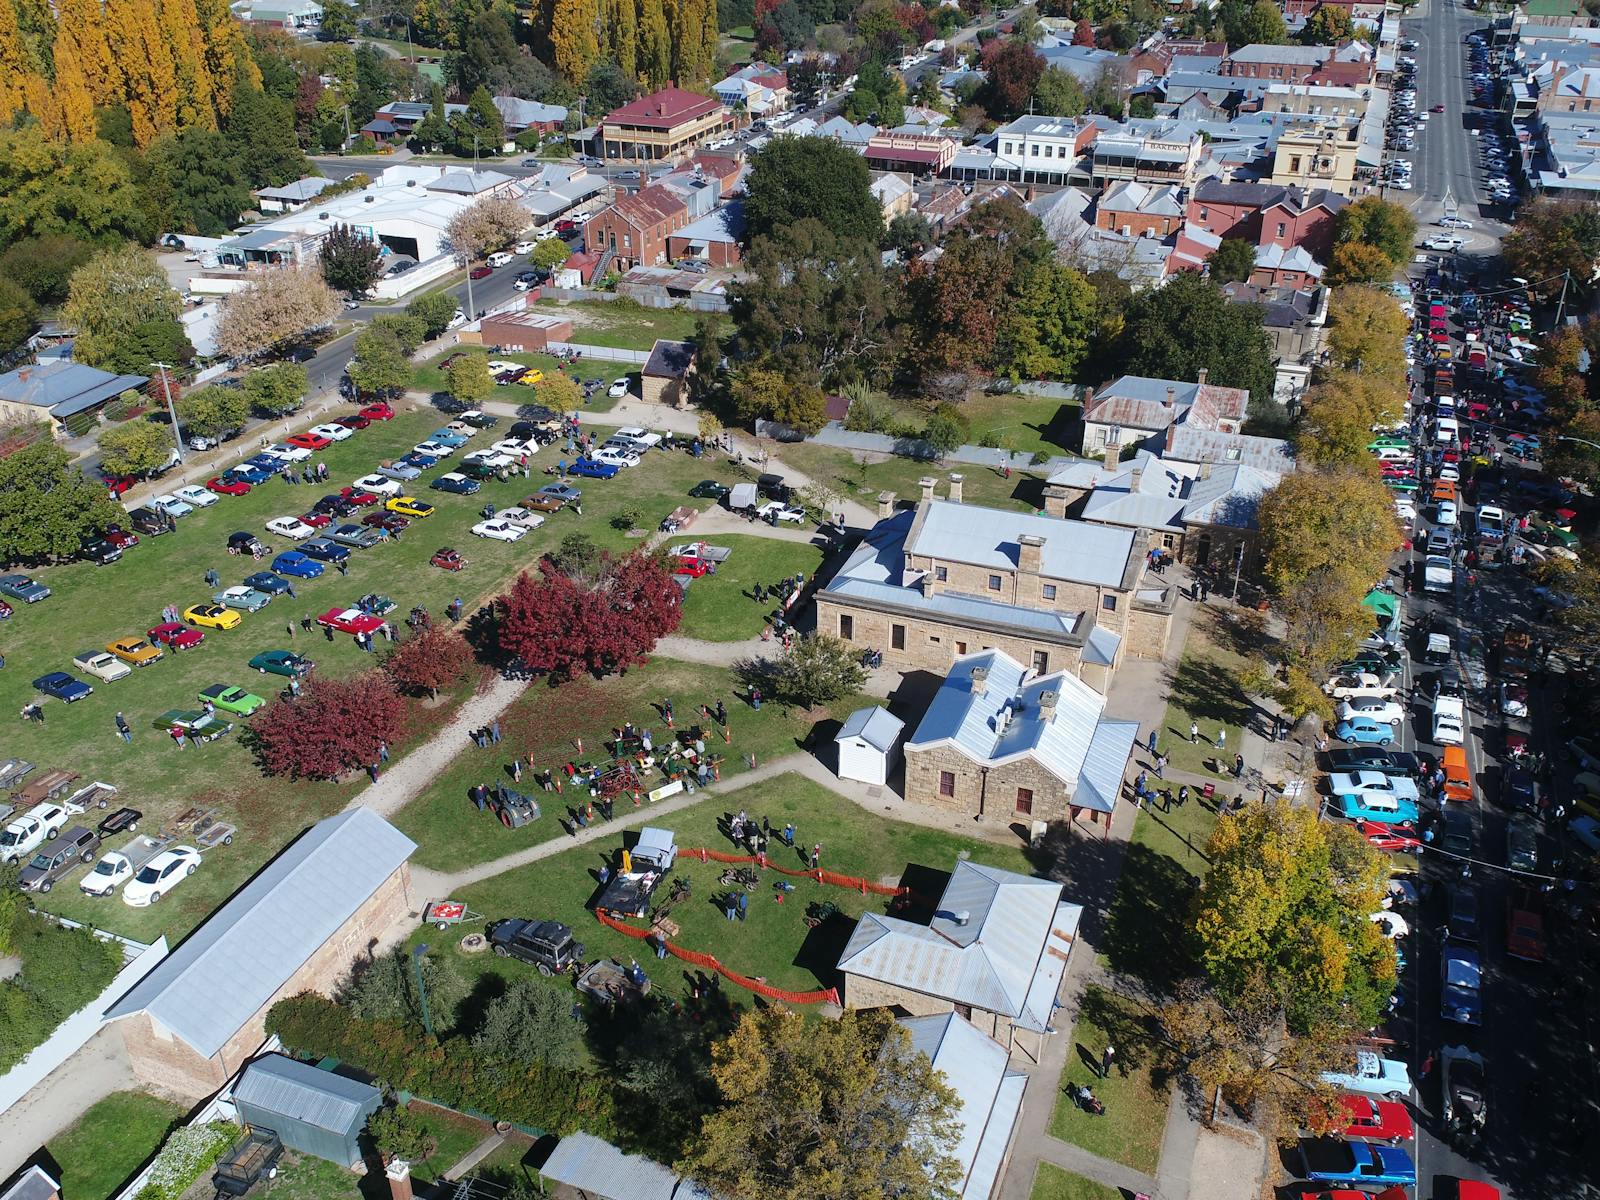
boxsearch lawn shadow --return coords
[1167,654,1254,731]
[1024,821,1125,939]
[792,910,856,988]
[1100,842,1199,994]
[1196,605,1274,664]
[1076,986,1180,1091]
[894,863,955,915]
[452,970,509,1040]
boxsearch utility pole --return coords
[151,362,183,463]
[1555,268,1572,328]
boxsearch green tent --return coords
[1362,588,1399,622]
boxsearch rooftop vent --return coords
[953,910,970,926]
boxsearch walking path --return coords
[440,1131,505,1181]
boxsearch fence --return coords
[543,341,650,365]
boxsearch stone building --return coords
[104,808,415,1099]
[902,649,1139,829]
[838,859,1083,1061]
[1078,370,1249,457]
[815,482,1174,691]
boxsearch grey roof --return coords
[1165,426,1294,474]
[837,705,905,753]
[899,1013,1023,1199]
[1083,624,1122,668]
[0,361,148,417]
[1099,181,1184,216]
[838,859,1067,1017]
[227,227,296,252]
[671,200,745,245]
[430,169,514,195]
[492,96,569,127]
[539,1132,706,1200]
[908,499,1136,588]
[643,339,695,378]
[1,1166,57,1200]
[104,808,415,1057]
[1227,43,1327,65]
[965,1070,1027,1200]
[257,176,335,202]
[1077,719,1139,812]
[233,1053,381,1134]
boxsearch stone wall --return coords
[842,975,1015,1047]
[904,742,1079,822]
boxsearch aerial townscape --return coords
[0,0,1595,1196]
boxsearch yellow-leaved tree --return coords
[106,0,178,146]
[550,0,599,83]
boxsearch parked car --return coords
[473,519,529,541]
[0,574,50,603]
[0,803,72,864]
[214,586,273,612]
[317,607,385,636]
[148,622,205,651]
[122,844,202,907]
[1321,1050,1413,1100]
[106,636,164,668]
[487,917,585,974]
[1441,940,1482,1026]
[431,472,481,495]
[198,684,267,716]
[249,649,313,677]
[1335,1093,1414,1143]
[33,671,93,702]
[72,651,131,682]
[271,552,327,579]
[184,604,242,631]
[387,497,436,518]
[18,826,100,892]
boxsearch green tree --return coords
[885,211,933,256]
[1326,242,1396,286]
[0,441,123,562]
[744,136,883,245]
[763,632,866,706]
[533,239,571,270]
[1299,3,1353,43]
[223,78,307,189]
[448,85,505,157]
[97,419,174,475]
[1333,196,1416,272]
[62,245,187,372]
[1128,93,1157,118]
[0,276,37,352]
[0,234,96,304]
[585,57,638,114]
[1033,66,1087,116]
[447,351,493,404]
[177,383,249,439]
[242,362,308,416]
[348,325,411,397]
[1208,237,1257,284]
[678,1007,961,1200]
[1324,285,1410,385]
[472,977,588,1071]
[1227,0,1285,43]
[317,0,355,39]
[407,290,459,339]
[923,403,969,455]
[0,126,152,249]
[1115,271,1276,404]
[148,127,252,236]
[370,314,426,355]
[1500,195,1600,299]
[367,1106,434,1162]
[998,260,1097,381]
[320,223,384,297]
[101,318,193,377]
[341,946,470,1031]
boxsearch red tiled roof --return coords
[603,86,721,130]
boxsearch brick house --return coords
[1251,242,1324,290]
[640,339,696,408]
[665,201,744,268]
[814,482,1174,690]
[1184,180,1346,260]
[598,86,728,163]
[838,858,1083,1061]
[103,809,416,1099]
[584,185,689,269]
[1220,43,1329,83]
[1093,181,1185,237]
[903,648,1139,828]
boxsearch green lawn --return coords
[419,772,1035,1007]
[465,1133,536,1185]
[407,1103,494,1183]
[257,1104,490,1200]
[1029,1164,1127,1200]
[960,393,1083,460]
[390,658,841,872]
[23,407,744,942]
[532,299,702,352]
[773,441,1048,514]
[1153,611,1258,780]
[46,1091,184,1200]
[412,349,623,415]
[676,534,825,641]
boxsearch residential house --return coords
[0,1167,58,1200]
[1087,119,1206,187]
[838,857,1083,1061]
[584,184,690,269]
[640,339,696,407]
[599,87,728,163]
[1184,180,1345,260]
[255,176,336,213]
[1269,124,1361,195]
[666,201,745,267]
[538,1132,705,1200]
[1078,371,1249,456]
[1221,281,1330,405]
[1094,181,1185,237]
[104,808,416,1099]
[1251,242,1324,289]
[714,63,790,115]
[871,172,916,220]
[1221,43,1330,83]
[360,99,465,140]
[491,96,570,134]
[0,361,148,437]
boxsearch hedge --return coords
[265,994,618,1139]
[0,912,124,1072]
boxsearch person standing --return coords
[810,843,821,870]
[1147,728,1157,755]
[1189,721,1199,743]
[378,741,390,764]
[1215,727,1226,751]
[490,719,502,745]
[1155,752,1166,779]
[1101,1044,1116,1078]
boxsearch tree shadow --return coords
[1099,841,1200,994]
[1075,985,1180,1092]
[1197,605,1275,664]
[1166,654,1254,732]
[1023,820,1124,940]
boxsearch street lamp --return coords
[411,943,435,1037]
[151,361,183,464]
[1557,435,1600,452]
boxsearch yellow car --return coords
[183,603,242,631]
[386,496,436,518]
[106,636,164,667]
[516,368,544,385]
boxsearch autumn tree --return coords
[1208,237,1257,284]
[384,628,475,698]
[1332,197,1415,274]
[0,442,123,562]
[320,224,384,298]
[1293,370,1405,469]
[1326,242,1397,286]
[247,671,412,779]
[1257,468,1402,596]
[1500,195,1600,299]
[1300,3,1353,43]
[349,326,413,398]
[62,245,188,373]
[242,363,309,416]
[535,373,585,412]
[744,137,882,245]
[97,419,174,476]
[550,0,601,82]
[977,38,1046,119]
[216,268,341,360]
[448,351,494,405]
[677,1007,962,1200]
[1072,16,1094,42]
[496,552,683,680]
[177,384,249,440]
[730,366,827,433]
[1323,285,1410,384]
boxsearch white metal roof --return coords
[908,500,1135,588]
[837,706,905,753]
[899,1013,1020,1197]
[539,1132,707,1200]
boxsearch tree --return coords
[885,211,933,256]
[472,977,589,1071]
[407,291,459,340]
[216,268,340,361]
[546,532,598,577]
[744,137,882,245]
[1500,195,1600,299]
[1128,93,1156,118]
[384,628,475,698]
[1229,0,1285,43]
[535,373,585,412]
[0,277,37,352]
[730,366,827,432]
[1294,370,1404,468]
[341,945,470,1030]
[1300,3,1353,44]
[445,195,529,269]
[1326,242,1395,286]
[533,239,572,271]
[496,552,683,680]
[320,224,384,297]
[998,259,1097,381]
[367,1106,434,1162]
[677,1007,961,1200]
[0,442,123,562]
[62,245,186,372]
[247,671,411,779]
[1115,271,1276,404]
[1072,17,1094,43]
[763,633,866,706]
[1324,285,1410,385]
[550,0,601,81]
[586,56,638,114]
[348,326,412,398]
[1208,237,1257,284]
[448,86,505,158]
[242,363,309,416]
[317,0,355,39]
[0,234,96,305]
[976,38,1045,119]
[1257,468,1401,595]
[1333,197,1416,272]
[370,314,426,356]
[98,420,173,476]
[923,403,969,456]
[448,351,494,405]
[223,79,308,188]
[177,384,249,440]
[0,127,152,248]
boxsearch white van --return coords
[1432,696,1465,746]
[487,251,514,268]
[1435,416,1459,444]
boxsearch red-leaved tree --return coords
[248,672,411,780]
[496,551,682,681]
[1072,18,1095,45]
[383,628,476,698]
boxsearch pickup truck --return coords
[0,803,71,864]
[1423,554,1454,594]
[81,835,172,896]
[19,826,100,892]
[1297,1137,1416,1188]
[1321,1050,1413,1099]
[596,826,678,918]
[212,1128,283,1198]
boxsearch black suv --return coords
[488,918,585,975]
[19,826,100,892]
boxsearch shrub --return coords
[368,1105,435,1161]
[134,1123,236,1200]
[611,505,644,532]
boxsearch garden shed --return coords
[835,706,905,786]
[231,1053,382,1167]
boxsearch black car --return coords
[1439,807,1475,857]
[430,474,481,495]
[757,472,789,501]
[461,411,500,429]
[487,917,585,975]
[1445,883,1481,943]
[1337,650,1402,676]
[79,537,123,566]
[1420,667,1465,701]
[690,480,730,500]
[226,531,267,556]
[300,538,350,564]
[1500,764,1537,810]
[312,495,357,518]
[1325,748,1422,777]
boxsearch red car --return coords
[206,475,252,496]
[103,474,137,498]
[316,607,386,635]
[299,511,333,528]
[287,432,332,451]
[360,401,395,421]
[362,511,410,531]
[1356,820,1423,853]
[469,265,493,280]
[148,622,205,651]
[337,413,372,431]
[340,487,382,506]
[675,558,713,578]
[1506,889,1547,962]
[431,547,467,571]
[1336,1094,1414,1143]
[102,527,140,549]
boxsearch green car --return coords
[248,649,313,678]
[1384,477,1419,494]
[690,480,730,500]
[1528,518,1578,549]
[199,683,267,716]
[1367,437,1409,451]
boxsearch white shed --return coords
[835,706,905,786]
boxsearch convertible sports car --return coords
[287,432,332,451]
[183,604,242,631]
[206,475,252,496]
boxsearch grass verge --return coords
[675,534,826,641]
[1029,1164,1127,1200]
[771,441,1046,514]
[531,299,702,351]
[46,1090,184,1200]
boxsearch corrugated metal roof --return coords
[1083,625,1122,668]
[964,1070,1027,1200]
[1015,900,1081,1033]
[826,578,1083,637]
[234,1054,380,1134]
[105,809,415,1057]
[539,1131,706,1200]
[1076,719,1138,814]
[909,500,1135,588]
[899,1013,1011,1193]
[837,706,905,753]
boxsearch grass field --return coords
[21,405,750,941]
[46,1090,184,1200]
[773,441,1048,514]
[531,299,702,351]
[417,772,1033,1007]
[675,534,826,641]
[390,658,840,872]
[1029,1163,1126,1200]
[960,393,1083,460]
[259,1103,490,1200]
[412,349,626,416]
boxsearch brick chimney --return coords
[948,473,963,502]
[1165,423,1177,453]
[1103,442,1119,471]
[970,665,989,695]
[1038,689,1059,721]
[1164,385,1176,411]
[385,1160,413,1200]
[919,476,937,503]
[878,491,895,520]
[1043,484,1071,518]
[1197,367,1209,386]
[1018,533,1045,575]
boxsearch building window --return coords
[956,641,967,654]
[1042,584,1057,600]
[1290,155,1302,172]
[1276,222,1287,237]
[988,574,1002,591]
[936,566,948,581]
[1032,650,1049,674]
[939,771,956,797]
[891,623,906,650]
[1162,534,1175,549]
[1015,788,1034,815]
[1102,595,1118,611]
[838,614,853,640]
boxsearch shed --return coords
[835,706,905,786]
[539,1131,708,1200]
[232,1054,382,1167]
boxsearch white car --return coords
[73,650,132,682]
[1321,1050,1413,1100]
[513,240,536,254]
[757,501,807,524]
[1395,499,1418,523]
[608,377,630,398]
[1433,696,1465,746]
[309,423,355,442]
[536,228,561,241]
[414,440,456,458]
[486,360,523,374]
[613,426,663,449]
[495,506,547,529]
[1499,683,1529,718]
[1336,697,1404,727]
[151,494,195,518]
[266,516,317,539]
[352,473,404,496]
[1329,771,1420,803]
[122,845,202,907]
[448,308,467,329]
[0,804,70,865]
[487,251,514,268]
[493,439,537,457]
[593,447,641,468]
[173,484,219,508]
[262,443,312,463]
[461,451,515,470]
[1323,673,1397,700]
[472,519,529,542]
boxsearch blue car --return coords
[402,451,441,470]
[226,464,275,485]
[34,671,93,702]
[376,461,423,481]
[300,538,351,564]
[272,551,325,579]
[1331,793,1419,826]
[567,457,620,479]
[430,473,481,495]
[1298,1138,1415,1188]
[1334,716,1394,746]
[244,453,284,471]
[243,571,294,595]
[429,428,471,447]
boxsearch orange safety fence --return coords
[594,908,841,1006]
[680,846,913,897]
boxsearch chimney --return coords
[1166,423,1177,454]
[386,1160,414,1200]
[970,666,989,695]
[1197,367,1209,386]
[1165,386,1176,411]
[948,473,964,502]
[919,475,937,503]
[1018,533,1045,575]
[1103,442,1119,471]
[1038,689,1059,721]
[1043,484,1071,518]
[1082,385,1095,411]
[878,491,895,520]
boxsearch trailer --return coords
[63,781,118,814]
[577,958,652,1007]
[161,805,236,848]
[422,898,486,930]
[212,1128,283,1199]
[659,505,698,534]
[0,759,34,790]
